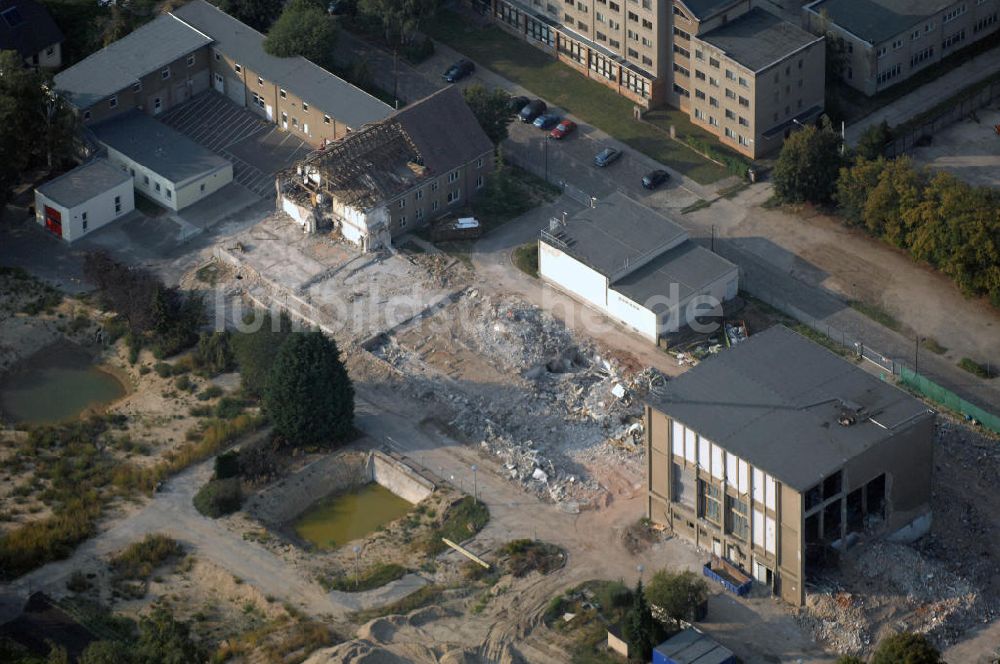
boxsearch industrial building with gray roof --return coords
[34,159,131,209]
[803,0,961,44]
[698,7,823,72]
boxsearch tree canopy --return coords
[773,119,844,205]
[855,121,893,161]
[263,0,338,70]
[264,330,355,446]
[357,0,439,45]
[216,0,283,31]
[870,632,943,664]
[230,311,293,398]
[463,84,513,146]
[622,579,665,661]
[644,570,708,627]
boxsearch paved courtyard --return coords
[160,93,312,197]
[910,106,1000,188]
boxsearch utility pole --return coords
[471,464,479,504]
[393,49,399,109]
[915,335,920,375]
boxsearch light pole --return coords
[471,464,478,503]
[352,545,361,589]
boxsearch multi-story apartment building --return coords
[645,326,934,606]
[480,0,824,157]
[281,87,495,251]
[804,0,1000,96]
[53,0,391,147]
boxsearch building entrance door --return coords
[213,73,224,94]
[266,105,273,122]
[43,206,62,237]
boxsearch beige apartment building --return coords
[645,327,934,606]
[804,0,1000,96]
[478,0,825,157]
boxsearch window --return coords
[399,198,406,208]
[476,157,485,168]
[708,76,718,86]
[398,215,406,227]
[672,83,689,97]
[943,4,967,24]
[129,168,135,177]
[596,11,605,21]
[695,70,706,81]
[200,183,205,192]
[724,127,735,138]
[725,69,735,80]
[477,175,484,189]
[943,28,966,48]
[739,116,749,127]
[166,189,172,199]
[694,108,703,120]
[108,96,118,109]
[725,88,736,99]
[324,115,331,125]
[673,63,689,76]
[892,38,903,49]
[83,111,91,121]
[673,44,690,58]
[447,189,461,203]
[695,50,704,61]
[642,18,652,29]
[709,57,720,68]
[627,10,637,21]
[155,182,161,192]
[974,12,998,33]
[144,175,150,185]
[910,45,934,67]
[912,29,921,40]
[641,36,652,47]
[738,75,748,87]
[258,76,264,86]
[235,63,242,73]
[215,51,221,61]
[609,1,619,10]
[430,181,439,191]
[280,89,287,99]
[187,54,195,67]
[448,171,460,183]
[303,102,309,112]
[709,96,718,107]
[673,26,689,39]
[700,481,722,524]
[415,189,424,200]
[725,109,735,120]
[876,45,887,58]
[609,38,620,48]
[161,67,170,79]
[431,200,439,211]
[727,496,749,539]
[292,117,298,127]
[114,195,121,214]
[694,88,706,100]
[132,81,142,93]
[738,134,750,146]
[708,115,718,126]
[738,96,750,108]
[416,208,424,220]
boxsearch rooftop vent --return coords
[838,410,857,427]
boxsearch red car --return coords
[549,119,576,139]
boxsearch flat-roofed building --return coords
[34,159,134,242]
[538,191,738,341]
[644,325,935,605]
[803,0,1000,96]
[92,110,233,211]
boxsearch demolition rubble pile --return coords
[372,295,668,503]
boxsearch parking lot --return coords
[160,93,312,197]
[909,106,1000,188]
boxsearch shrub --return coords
[958,357,993,379]
[421,496,489,555]
[153,362,173,378]
[193,478,243,518]
[214,450,241,479]
[109,534,182,580]
[401,35,434,63]
[174,375,193,392]
[197,385,223,401]
[319,563,407,591]
[500,539,565,577]
[214,396,245,419]
[193,331,233,375]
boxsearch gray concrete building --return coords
[804,0,1000,95]
[644,325,935,605]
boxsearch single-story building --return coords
[538,192,738,342]
[34,158,134,242]
[92,110,233,211]
[653,627,736,664]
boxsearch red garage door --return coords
[43,206,62,238]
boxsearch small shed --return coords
[34,158,133,242]
[652,627,736,664]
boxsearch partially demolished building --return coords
[277,87,494,250]
[645,326,935,606]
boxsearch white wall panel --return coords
[738,460,749,494]
[672,421,684,457]
[711,443,724,480]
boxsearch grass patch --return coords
[512,243,539,279]
[421,496,489,555]
[848,300,903,333]
[958,357,995,379]
[500,539,565,577]
[922,338,947,355]
[110,534,181,581]
[352,584,444,622]
[425,11,732,185]
[319,563,408,592]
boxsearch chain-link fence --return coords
[885,80,1000,158]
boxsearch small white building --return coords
[34,158,134,242]
[92,110,233,211]
[539,192,739,342]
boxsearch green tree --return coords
[134,608,205,664]
[44,644,69,664]
[870,632,943,664]
[835,157,886,227]
[264,330,355,447]
[861,156,923,245]
[263,0,338,70]
[216,0,282,31]
[462,84,513,146]
[622,580,658,662]
[357,0,439,45]
[230,311,293,398]
[80,640,136,664]
[855,120,893,161]
[773,119,844,205]
[644,570,709,628]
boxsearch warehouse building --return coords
[34,159,134,242]
[92,111,233,211]
[538,192,738,342]
[644,325,935,605]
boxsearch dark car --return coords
[519,99,547,123]
[550,119,576,139]
[594,147,622,167]
[442,60,474,83]
[508,95,530,113]
[641,169,670,189]
[533,112,560,130]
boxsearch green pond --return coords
[294,483,413,550]
[0,344,126,425]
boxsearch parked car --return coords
[442,60,474,83]
[641,169,670,189]
[594,147,622,167]
[508,95,530,113]
[549,119,576,139]
[533,112,560,130]
[518,99,547,123]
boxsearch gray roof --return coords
[92,111,230,186]
[35,159,131,208]
[645,326,933,491]
[654,628,735,664]
[0,0,63,59]
[676,0,745,20]
[53,14,211,109]
[541,192,689,277]
[699,7,822,72]
[612,241,737,311]
[394,87,495,174]
[170,0,391,129]
[805,0,954,44]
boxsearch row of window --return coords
[876,63,902,85]
[943,27,967,48]
[395,177,486,228]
